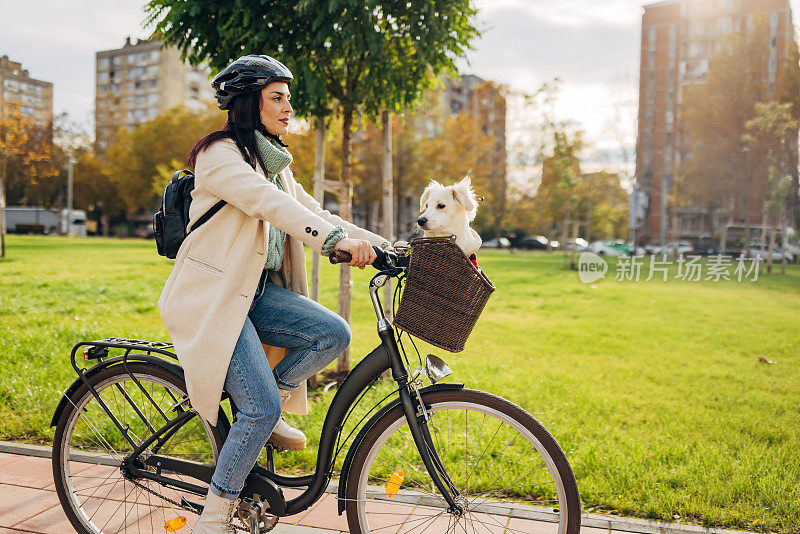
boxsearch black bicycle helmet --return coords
[211,55,293,110]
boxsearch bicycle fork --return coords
[371,280,464,516]
[397,380,465,516]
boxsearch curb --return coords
[0,441,754,534]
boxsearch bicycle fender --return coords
[336,382,464,515]
[50,354,185,428]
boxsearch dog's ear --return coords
[419,180,441,212]
[452,176,478,221]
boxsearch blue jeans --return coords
[210,274,351,499]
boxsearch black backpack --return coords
[153,170,227,259]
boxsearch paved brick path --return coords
[0,449,750,534]
[0,451,600,534]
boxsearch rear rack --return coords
[70,337,177,370]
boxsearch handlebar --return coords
[329,245,404,272]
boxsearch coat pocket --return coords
[185,255,225,275]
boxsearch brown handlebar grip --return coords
[329,249,352,264]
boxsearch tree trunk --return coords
[381,110,394,317]
[309,116,326,389]
[586,203,593,244]
[760,203,768,274]
[561,202,569,269]
[780,204,788,273]
[767,221,776,274]
[1,150,7,259]
[312,116,326,303]
[337,108,354,374]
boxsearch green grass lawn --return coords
[2,235,800,532]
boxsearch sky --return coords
[1,0,798,178]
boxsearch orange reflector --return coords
[164,516,187,531]
[385,470,404,498]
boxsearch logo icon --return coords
[578,252,607,283]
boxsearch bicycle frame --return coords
[54,263,467,518]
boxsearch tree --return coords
[778,38,800,246]
[147,0,480,371]
[103,103,224,214]
[743,101,797,273]
[72,153,125,236]
[575,171,628,241]
[0,101,52,257]
[536,128,583,265]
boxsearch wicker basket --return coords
[393,236,495,352]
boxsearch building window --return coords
[648,50,656,63]
[717,16,732,33]
[98,58,109,68]
[150,80,158,88]
[112,56,122,66]
[669,25,677,42]
[772,37,777,48]
[769,58,777,72]
[148,93,159,105]
[669,48,676,60]
[770,12,779,28]
[649,27,657,46]
[150,51,159,61]
[99,72,108,82]
[148,65,159,76]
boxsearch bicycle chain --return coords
[129,478,254,532]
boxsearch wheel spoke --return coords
[348,391,578,534]
[54,366,222,533]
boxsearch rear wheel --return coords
[345,389,581,534]
[52,363,227,534]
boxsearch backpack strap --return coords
[187,199,227,234]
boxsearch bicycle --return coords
[51,244,581,534]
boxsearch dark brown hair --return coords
[188,90,285,170]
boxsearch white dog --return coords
[417,176,482,257]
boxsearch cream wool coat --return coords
[158,138,387,426]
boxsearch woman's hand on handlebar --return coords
[332,238,377,269]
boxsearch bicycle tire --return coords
[52,362,227,534]
[345,388,581,534]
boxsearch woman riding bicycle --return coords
[157,54,391,534]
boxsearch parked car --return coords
[590,240,628,257]
[590,240,645,257]
[562,238,590,251]
[519,235,550,250]
[646,241,692,255]
[482,237,511,248]
[746,246,794,262]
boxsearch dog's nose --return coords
[417,217,427,228]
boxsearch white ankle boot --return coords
[193,489,238,534]
[267,390,307,450]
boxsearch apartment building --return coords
[636,0,795,246]
[0,55,53,126]
[95,38,214,149]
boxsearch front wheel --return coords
[345,389,580,534]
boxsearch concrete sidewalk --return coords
[0,442,751,534]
